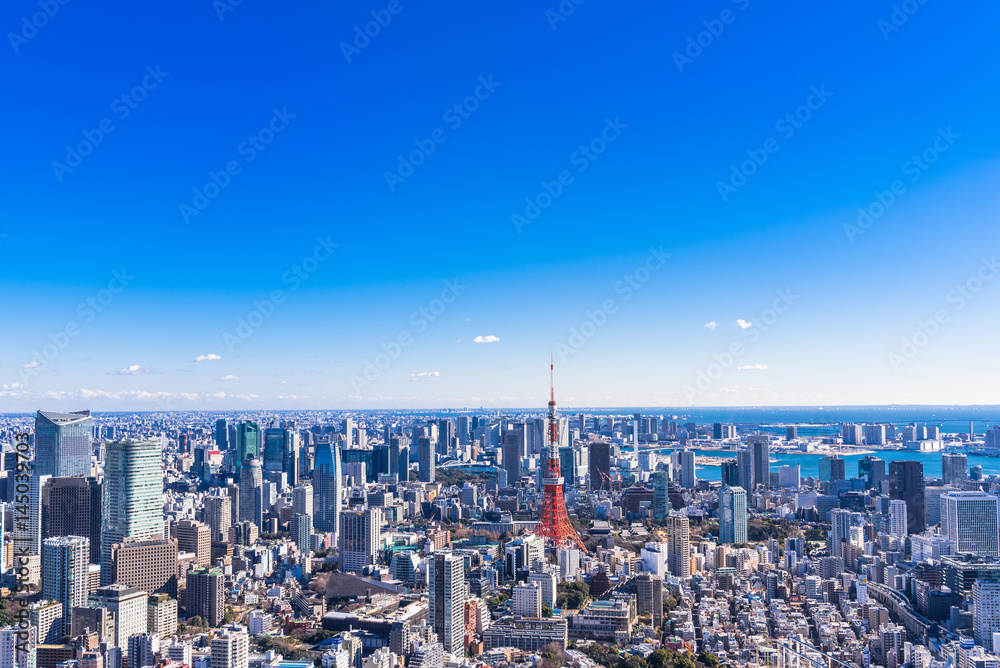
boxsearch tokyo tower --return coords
[534,359,587,551]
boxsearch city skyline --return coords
[3,3,1000,410]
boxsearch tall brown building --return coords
[110,537,179,597]
[186,566,225,627]
[43,476,103,564]
[174,520,212,567]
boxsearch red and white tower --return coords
[534,358,587,551]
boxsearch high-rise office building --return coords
[89,584,148,649]
[291,514,312,552]
[389,436,410,482]
[588,442,611,490]
[888,500,908,539]
[43,476,102,564]
[42,536,89,623]
[292,484,314,518]
[941,491,1000,557]
[749,435,770,494]
[635,573,663,629]
[313,441,342,540]
[238,456,263,528]
[215,418,229,450]
[719,486,747,545]
[974,580,1000,653]
[652,471,670,521]
[35,410,92,478]
[204,495,232,542]
[778,465,800,489]
[736,448,753,494]
[17,474,50,556]
[338,507,383,574]
[889,460,926,534]
[101,440,163,585]
[818,456,846,483]
[418,438,436,484]
[174,520,211,567]
[429,552,466,655]
[859,455,886,491]
[864,424,886,445]
[187,566,226,627]
[720,459,740,487]
[665,515,690,578]
[679,450,696,489]
[109,537,179,598]
[235,421,260,472]
[942,453,969,487]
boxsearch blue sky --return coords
[2,0,1000,410]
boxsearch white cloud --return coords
[704,321,717,330]
[410,371,441,381]
[219,375,240,381]
[19,361,41,369]
[194,354,222,362]
[473,335,500,343]
[1,382,23,390]
[115,365,153,376]
[735,319,752,329]
[737,364,768,371]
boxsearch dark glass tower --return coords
[889,460,926,533]
[35,410,92,477]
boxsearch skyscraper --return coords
[388,436,410,482]
[204,494,232,542]
[292,484,314,518]
[235,421,259,471]
[679,450,696,489]
[719,486,747,545]
[42,536,89,622]
[652,471,670,521]
[101,440,163,585]
[239,456,263,528]
[665,514,690,578]
[174,520,211,567]
[187,566,226,627]
[588,442,611,490]
[889,460,926,534]
[942,453,969,487]
[941,491,1000,557]
[635,573,663,629]
[720,459,740,487]
[888,500,908,539]
[974,580,1000,653]
[749,435,770,494]
[214,418,229,450]
[34,409,92,478]
[818,456,846,483]
[291,514,312,552]
[43,476,102,564]
[110,537,179,598]
[859,455,886,490]
[416,437,434,484]
[429,552,465,655]
[736,448,753,494]
[501,433,519,486]
[338,507,383,574]
[313,441,342,540]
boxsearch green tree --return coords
[542,604,553,618]
[648,650,670,668]
[698,651,720,668]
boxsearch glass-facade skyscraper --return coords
[35,409,92,477]
[719,485,747,545]
[101,439,163,585]
[313,441,342,540]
